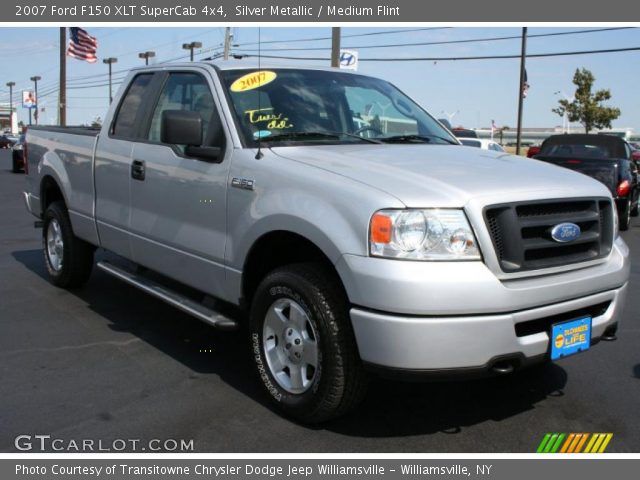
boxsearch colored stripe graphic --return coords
[538,433,613,453]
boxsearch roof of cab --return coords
[129,60,358,75]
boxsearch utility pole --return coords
[182,41,202,62]
[223,27,232,60]
[331,27,341,68]
[30,76,41,125]
[6,81,15,132]
[138,51,156,65]
[515,27,527,155]
[59,27,66,126]
[102,57,117,104]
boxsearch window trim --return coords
[108,72,163,141]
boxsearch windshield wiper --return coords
[262,131,381,144]
[381,134,458,145]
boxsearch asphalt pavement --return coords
[1,149,638,453]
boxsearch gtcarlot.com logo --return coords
[14,435,194,452]
[537,433,613,453]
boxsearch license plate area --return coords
[550,317,592,361]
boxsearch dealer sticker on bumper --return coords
[550,317,592,360]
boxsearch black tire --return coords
[619,199,631,231]
[11,155,20,173]
[43,201,94,288]
[249,263,368,423]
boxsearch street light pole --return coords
[30,76,41,125]
[223,28,232,60]
[331,27,341,68]
[102,57,118,104]
[182,42,202,62]
[6,81,15,132]
[138,51,156,65]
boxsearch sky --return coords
[0,26,639,131]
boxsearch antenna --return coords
[255,26,264,160]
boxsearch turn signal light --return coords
[370,213,392,244]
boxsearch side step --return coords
[96,261,238,331]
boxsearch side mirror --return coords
[161,110,202,146]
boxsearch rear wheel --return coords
[43,201,94,288]
[249,263,368,423]
[11,155,20,173]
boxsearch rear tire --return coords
[619,199,631,231]
[11,155,20,173]
[43,201,95,288]
[249,263,368,423]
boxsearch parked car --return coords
[527,145,541,158]
[459,138,505,152]
[0,134,16,149]
[451,127,478,138]
[23,63,629,423]
[11,134,26,173]
[534,134,639,230]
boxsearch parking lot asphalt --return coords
[1,148,639,453]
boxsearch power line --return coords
[238,46,640,63]
[233,27,635,52]
[234,27,451,47]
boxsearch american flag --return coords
[67,27,98,63]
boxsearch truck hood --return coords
[271,144,611,207]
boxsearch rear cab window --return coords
[111,73,153,138]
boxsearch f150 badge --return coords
[550,223,581,243]
[231,177,255,191]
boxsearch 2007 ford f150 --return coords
[23,62,629,422]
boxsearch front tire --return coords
[43,201,95,288]
[249,263,367,423]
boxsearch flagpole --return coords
[59,27,66,126]
[515,27,527,155]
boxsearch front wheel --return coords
[249,263,368,423]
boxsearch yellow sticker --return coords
[230,71,277,92]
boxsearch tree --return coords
[90,116,102,128]
[552,68,620,134]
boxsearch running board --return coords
[96,261,238,330]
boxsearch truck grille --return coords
[484,198,614,273]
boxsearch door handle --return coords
[131,160,145,181]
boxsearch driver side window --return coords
[148,73,216,152]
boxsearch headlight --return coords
[370,209,481,260]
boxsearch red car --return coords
[526,145,541,158]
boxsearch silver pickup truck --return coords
[23,62,629,422]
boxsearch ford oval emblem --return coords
[550,223,581,243]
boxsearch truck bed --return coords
[25,125,101,245]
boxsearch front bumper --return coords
[340,238,629,372]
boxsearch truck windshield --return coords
[219,68,458,147]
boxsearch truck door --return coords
[128,70,232,299]
[94,73,160,258]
